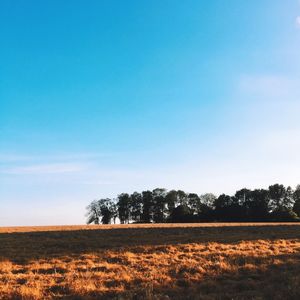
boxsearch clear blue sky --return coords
[1,0,300,226]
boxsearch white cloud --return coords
[296,16,300,28]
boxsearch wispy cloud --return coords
[0,152,113,164]
[81,180,116,186]
[296,16,300,28]
[2,163,85,175]
[239,74,300,100]
[0,154,33,163]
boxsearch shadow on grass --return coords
[99,254,300,300]
[105,252,300,300]
[1,225,300,263]
[4,251,300,299]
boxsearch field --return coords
[1,223,300,299]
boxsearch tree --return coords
[293,185,300,217]
[117,193,131,224]
[86,200,101,224]
[165,190,179,216]
[177,190,188,206]
[200,193,216,208]
[247,189,269,221]
[86,198,116,224]
[152,188,167,223]
[234,188,252,220]
[214,194,233,221]
[141,190,153,223]
[130,192,143,223]
[169,205,193,223]
[268,184,288,211]
[187,193,201,215]
[86,184,300,224]
[269,184,297,221]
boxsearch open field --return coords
[1,223,300,299]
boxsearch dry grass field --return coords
[1,223,300,299]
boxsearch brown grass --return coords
[1,223,300,299]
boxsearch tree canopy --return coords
[86,184,300,224]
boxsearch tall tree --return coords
[200,193,216,208]
[165,190,179,216]
[141,190,153,223]
[268,184,294,211]
[117,193,131,224]
[197,193,216,221]
[86,200,101,224]
[293,185,300,217]
[177,190,188,206]
[130,192,143,223]
[247,189,270,221]
[86,198,116,224]
[152,188,167,223]
[187,193,201,215]
[169,205,193,223]
[214,194,233,221]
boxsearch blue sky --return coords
[1,0,300,226]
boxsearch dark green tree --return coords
[117,193,131,224]
[169,205,193,223]
[165,190,179,216]
[293,185,300,217]
[152,188,167,223]
[130,192,143,223]
[177,190,188,206]
[268,184,287,211]
[269,184,297,221]
[141,190,153,223]
[187,193,201,215]
[213,194,233,221]
[247,189,270,221]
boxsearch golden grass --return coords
[1,223,300,299]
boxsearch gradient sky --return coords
[1,0,300,226]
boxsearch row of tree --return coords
[86,184,300,224]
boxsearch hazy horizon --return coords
[1,0,300,226]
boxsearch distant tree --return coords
[86,198,116,224]
[130,192,143,222]
[234,188,252,220]
[235,189,252,206]
[165,190,179,216]
[293,185,300,217]
[195,193,215,221]
[141,190,153,223]
[284,186,295,210]
[169,205,193,223]
[268,184,297,221]
[247,189,270,221]
[214,194,233,221]
[152,188,167,223]
[268,184,288,211]
[86,200,101,224]
[177,190,188,206]
[200,193,216,208]
[117,193,131,224]
[86,184,300,224]
[187,193,201,215]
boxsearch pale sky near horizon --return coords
[1,0,300,226]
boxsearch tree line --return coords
[86,184,300,224]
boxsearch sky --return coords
[1,0,300,226]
